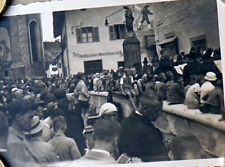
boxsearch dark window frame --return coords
[109,24,125,40]
[76,27,100,43]
[190,35,207,51]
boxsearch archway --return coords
[29,20,40,63]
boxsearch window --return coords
[117,61,124,68]
[76,27,99,43]
[191,36,206,51]
[84,60,103,74]
[145,35,155,48]
[109,24,125,40]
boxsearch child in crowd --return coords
[120,68,137,110]
[49,116,81,161]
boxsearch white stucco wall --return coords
[65,7,126,74]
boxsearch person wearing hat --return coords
[200,72,217,105]
[118,87,168,162]
[79,119,121,164]
[25,116,58,164]
[98,103,119,121]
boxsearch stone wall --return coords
[6,13,45,79]
[111,93,225,158]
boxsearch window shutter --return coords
[119,24,125,39]
[93,27,100,42]
[109,26,116,40]
[76,28,82,43]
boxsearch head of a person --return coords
[170,135,203,160]
[77,72,84,80]
[53,115,67,133]
[11,87,23,99]
[130,67,137,76]
[204,72,217,84]
[99,103,118,121]
[138,87,162,121]
[0,111,8,149]
[166,71,174,82]
[124,68,130,76]
[8,99,37,131]
[93,119,121,154]
[24,116,44,140]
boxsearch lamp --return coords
[104,8,124,27]
[105,19,109,27]
[71,22,83,34]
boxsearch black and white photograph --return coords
[0,0,225,166]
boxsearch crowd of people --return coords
[0,47,224,166]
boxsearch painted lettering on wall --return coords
[73,51,123,58]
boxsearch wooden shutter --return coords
[76,28,82,43]
[119,24,125,39]
[93,27,100,42]
[109,26,116,40]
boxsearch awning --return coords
[159,36,177,45]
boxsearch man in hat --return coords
[200,72,217,105]
[25,116,58,164]
[85,102,119,153]
[118,87,169,162]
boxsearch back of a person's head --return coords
[53,115,67,132]
[170,135,203,160]
[93,119,121,143]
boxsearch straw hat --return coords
[205,72,217,81]
[24,116,44,135]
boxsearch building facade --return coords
[151,0,220,56]
[0,14,45,79]
[54,5,156,76]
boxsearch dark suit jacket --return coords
[118,113,169,162]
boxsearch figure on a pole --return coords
[123,6,134,33]
[137,5,153,30]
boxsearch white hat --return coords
[205,72,217,81]
[99,103,117,117]
[24,116,44,135]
